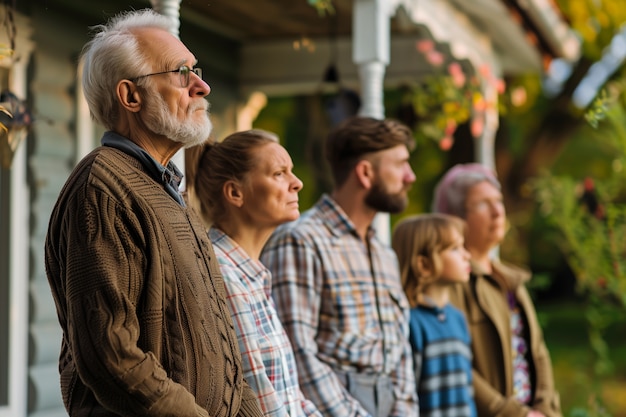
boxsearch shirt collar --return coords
[101,131,185,206]
[418,303,448,322]
[318,193,377,240]
[470,258,530,290]
[209,226,269,283]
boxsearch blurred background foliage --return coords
[504,2,626,413]
[530,77,626,417]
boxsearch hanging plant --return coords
[0,89,32,169]
[0,0,33,169]
[405,39,505,151]
[308,0,335,16]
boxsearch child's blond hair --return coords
[391,213,466,308]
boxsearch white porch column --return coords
[353,0,394,243]
[474,81,499,171]
[150,0,181,38]
[150,0,186,187]
[357,61,386,119]
[353,0,390,120]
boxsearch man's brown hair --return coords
[325,116,415,187]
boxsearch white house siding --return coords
[27,7,89,417]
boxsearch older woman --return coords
[432,163,561,417]
[186,130,321,417]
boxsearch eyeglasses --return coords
[130,65,202,88]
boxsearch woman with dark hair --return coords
[432,163,561,417]
[186,130,321,417]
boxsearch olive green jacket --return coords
[449,260,561,417]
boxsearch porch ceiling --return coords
[180,0,578,75]
[39,0,579,76]
[181,0,356,40]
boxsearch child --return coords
[392,213,477,417]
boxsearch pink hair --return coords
[432,163,499,215]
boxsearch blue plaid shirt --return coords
[210,227,322,417]
[261,194,418,417]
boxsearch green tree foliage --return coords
[532,81,626,416]
[503,1,626,199]
[556,0,626,60]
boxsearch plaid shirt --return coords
[261,195,418,417]
[210,227,322,417]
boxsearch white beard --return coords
[143,93,213,148]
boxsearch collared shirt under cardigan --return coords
[260,194,418,417]
[102,131,185,206]
[44,132,263,417]
[210,227,322,417]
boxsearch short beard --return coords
[143,91,213,148]
[364,180,409,214]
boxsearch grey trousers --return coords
[336,371,394,417]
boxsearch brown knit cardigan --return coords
[45,146,263,417]
[449,260,561,417]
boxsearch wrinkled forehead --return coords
[252,142,291,167]
[133,27,194,67]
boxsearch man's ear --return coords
[117,80,142,113]
[223,180,244,208]
[354,159,374,189]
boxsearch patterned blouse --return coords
[210,227,322,417]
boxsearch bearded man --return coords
[44,9,263,417]
[261,116,419,417]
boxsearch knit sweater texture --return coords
[45,144,263,417]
